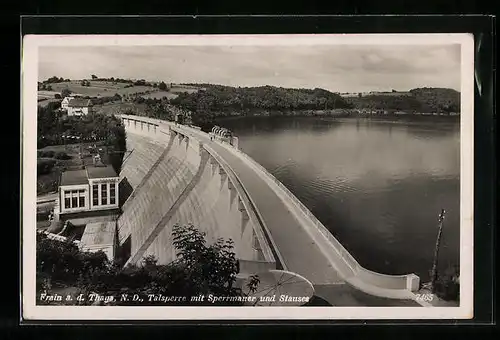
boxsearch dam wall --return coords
[120,135,167,189]
[118,115,421,302]
[118,117,275,274]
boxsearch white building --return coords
[67,98,93,116]
[58,160,119,215]
[61,96,75,111]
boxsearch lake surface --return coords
[217,116,460,282]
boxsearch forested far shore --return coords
[37,77,461,131]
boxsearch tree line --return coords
[167,85,354,129]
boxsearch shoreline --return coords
[215,113,460,126]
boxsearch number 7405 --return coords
[415,293,434,302]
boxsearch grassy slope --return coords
[45,80,160,97]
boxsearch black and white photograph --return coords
[22,34,474,320]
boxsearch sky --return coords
[38,44,461,93]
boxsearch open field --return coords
[37,98,62,107]
[38,90,61,99]
[92,102,148,116]
[141,91,179,100]
[38,81,202,103]
[169,86,199,94]
[46,81,158,97]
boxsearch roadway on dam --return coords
[163,124,421,307]
[170,124,345,286]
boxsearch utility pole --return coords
[430,209,446,293]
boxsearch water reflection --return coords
[218,117,460,281]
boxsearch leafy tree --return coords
[91,74,98,80]
[434,265,460,302]
[171,224,239,296]
[61,88,72,98]
[37,159,56,175]
[105,115,127,174]
[44,76,63,84]
[36,224,245,306]
[54,94,61,99]
[36,232,108,288]
[159,81,168,91]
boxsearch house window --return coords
[71,190,78,208]
[101,183,107,205]
[93,184,99,206]
[110,184,116,205]
[78,189,86,208]
[64,190,87,209]
[64,192,71,209]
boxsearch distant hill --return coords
[409,87,460,113]
[168,83,355,128]
[170,83,353,112]
[345,87,460,113]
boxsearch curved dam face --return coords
[117,118,276,275]
[118,115,423,306]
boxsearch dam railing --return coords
[119,115,421,297]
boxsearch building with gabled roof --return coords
[61,96,75,111]
[67,98,93,116]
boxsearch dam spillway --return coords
[117,115,423,306]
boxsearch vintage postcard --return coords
[22,33,474,321]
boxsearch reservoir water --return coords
[217,116,460,282]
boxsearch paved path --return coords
[173,125,344,286]
[37,192,58,204]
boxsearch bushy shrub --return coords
[54,151,72,160]
[435,265,460,301]
[38,150,56,158]
[36,224,244,306]
[37,159,56,175]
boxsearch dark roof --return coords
[68,98,92,107]
[60,169,88,186]
[86,165,118,179]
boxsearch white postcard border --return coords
[22,33,474,320]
